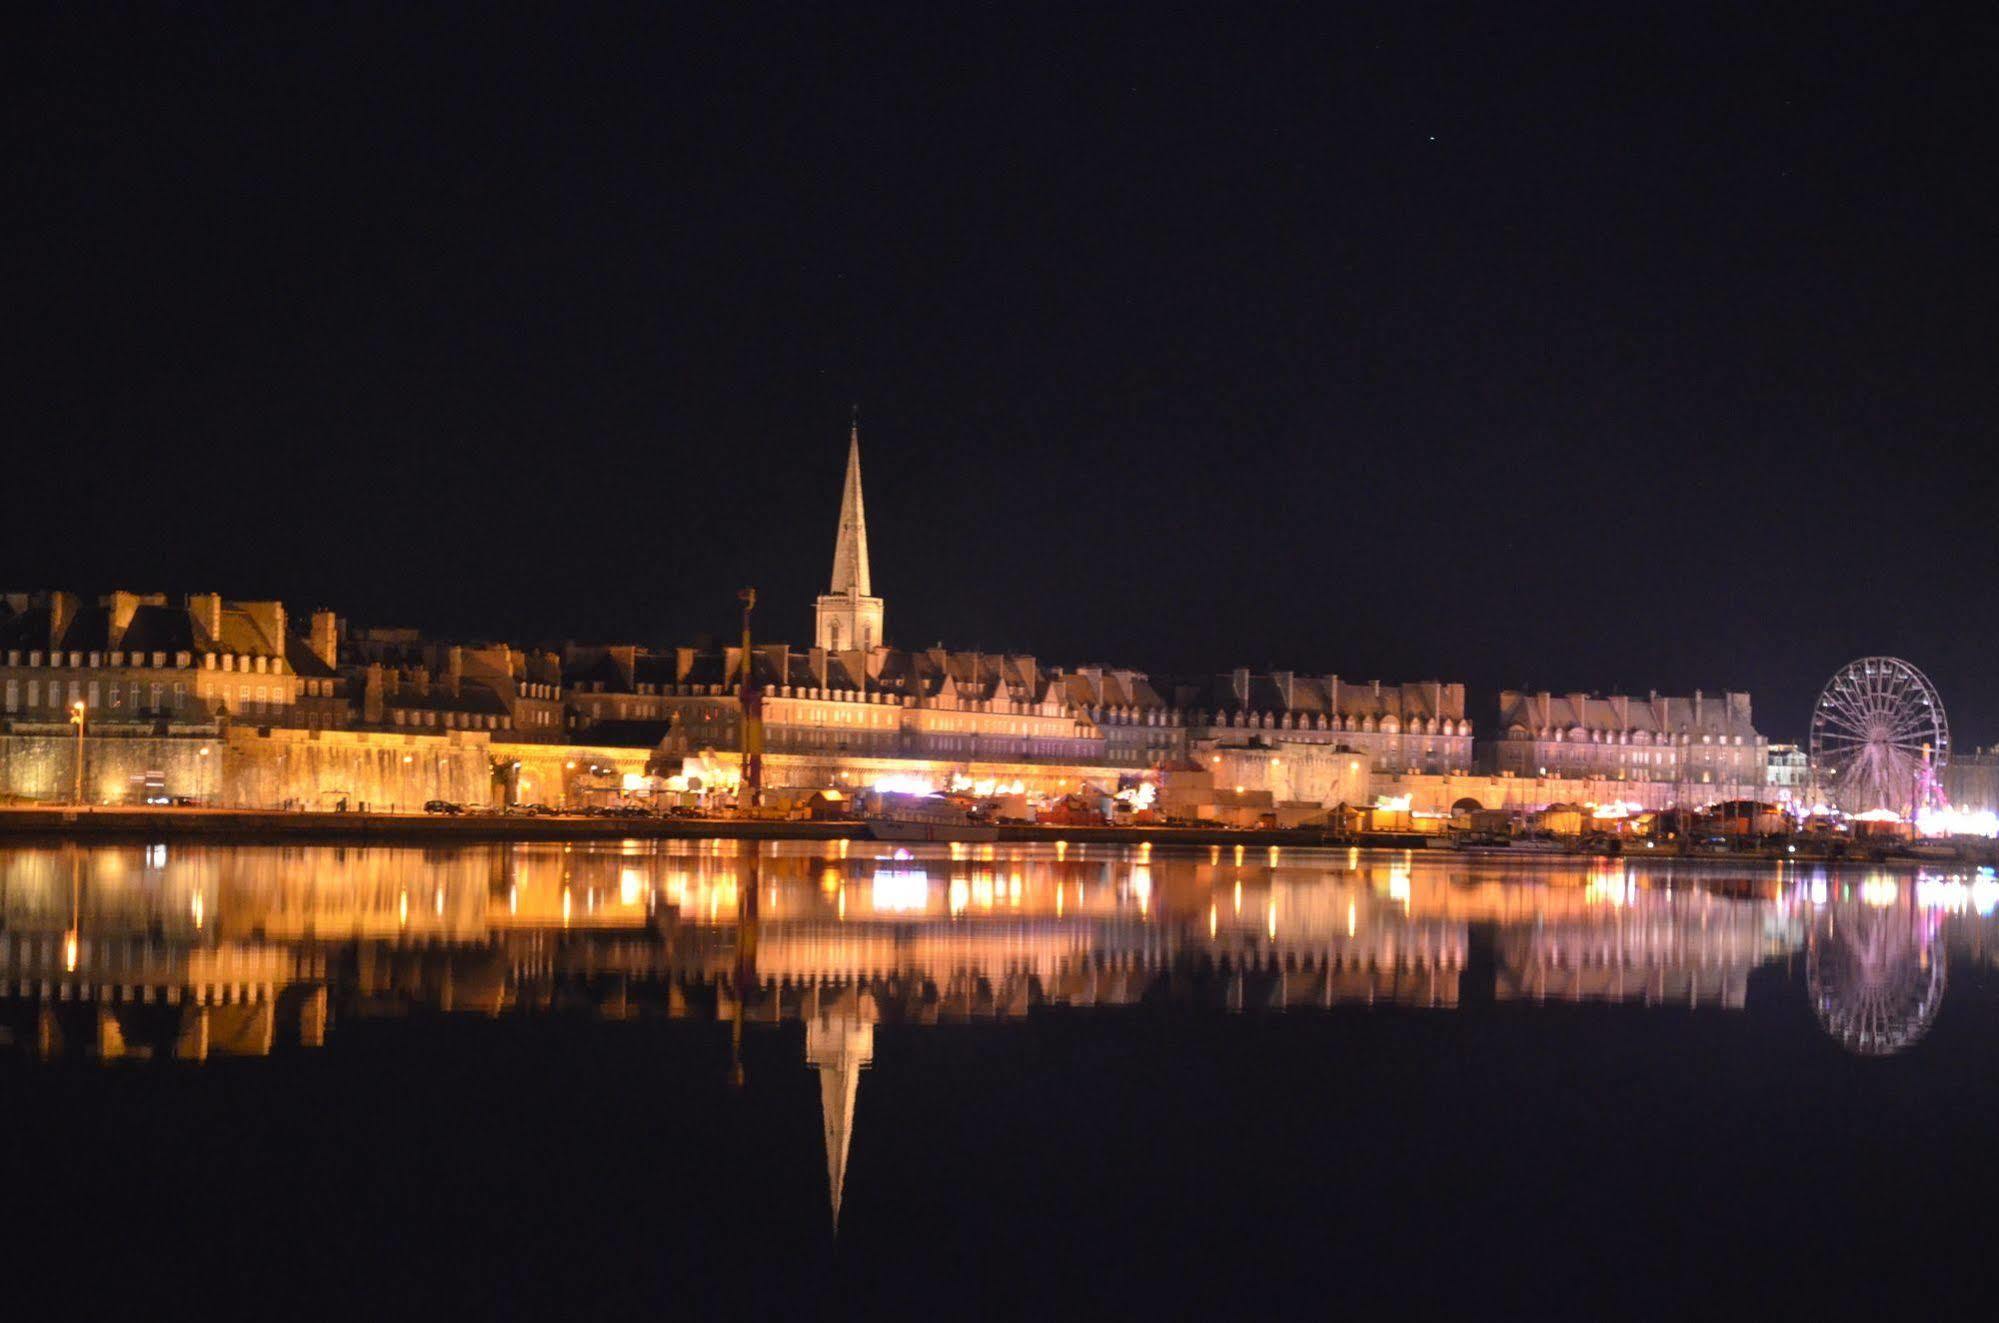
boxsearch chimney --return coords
[1231,667,1250,706]
[188,592,223,644]
[48,591,79,649]
[1272,670,1295,709]
[362,664,385,725]
[309,610,339,670]
[106,591,142,650]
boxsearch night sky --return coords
[9,4,1998,742]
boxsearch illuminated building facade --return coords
[1487,689,1768,801]
[1767,742,1810,798]
[1179,671,1474,776]
[0,590,342,731]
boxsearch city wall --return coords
[1374,772,1771,815]
[0,728,492,811]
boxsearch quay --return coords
[0,805,1992,866]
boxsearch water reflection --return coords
[3,842,1993,1223]
[1808,900,1948,1056]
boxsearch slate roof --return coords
[115,605,196,655]
[574,719,675,749]
[285,634,339,680]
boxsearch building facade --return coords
[1487,689,1768,802]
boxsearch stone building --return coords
[1943,749,1999,816]
[1176,671,1473,777]
[1766,743,1810,800]
[0,590,342,733]
[342,628,564,741]
[1487,689,1768,800]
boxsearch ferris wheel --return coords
[1808,657,1949,816]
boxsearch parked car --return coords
[424,799,463,815]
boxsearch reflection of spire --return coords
[829,420,870,597]
[805,988,875,1231]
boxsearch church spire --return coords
[829,412,871,597]
[815,413,884,652]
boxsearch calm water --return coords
[3,839,1996,1317]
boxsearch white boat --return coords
[1445,835,1569,855]
[866,794,999,843]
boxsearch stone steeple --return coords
[829,420,871,596]
[814,415,886,653]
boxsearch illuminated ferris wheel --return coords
[1808,657,1949,816]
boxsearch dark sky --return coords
[8,4,1998,742]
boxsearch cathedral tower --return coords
[814,419,885,652]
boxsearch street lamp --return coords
[69,700,86,806]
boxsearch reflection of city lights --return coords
[948,877,970,915]
[619,868,642,906]
[1347,901,1356,937]
[873,869,929,913]
[191,891,204,929]
[399,890,409,927]
[63,930,78,973]
[561,887,573,926]
[1232,880,1242,913]
[1915,874,1999,915]
[1209,902,1217,937]
[1132,866,1151,917]
[1266,900,1277,939]
[1388,866,1411,905]
[1860,878,1898,907]
[1810,879,1829,905]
